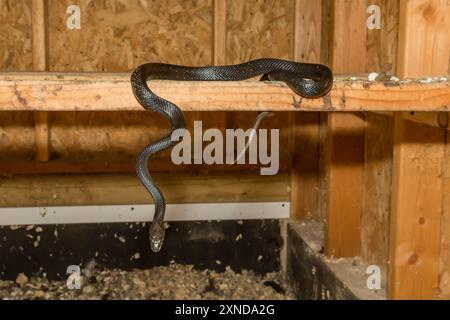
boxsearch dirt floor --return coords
[0,263,294,300]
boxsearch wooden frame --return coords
[1,0,450,300]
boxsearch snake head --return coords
[149,222,165,253]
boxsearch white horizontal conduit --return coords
[0,202,289,226]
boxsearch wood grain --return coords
[389,0,450,300]
[290,0,322,220]
[324,0,366,257]
[389,114,445,299]
[212,0,227,65]
[31,0,50,162]
[0,73,448,112]
[362,112,393,269]
[361,0,400,272]
[397,0,450,78]
[324,112,365,257]
[365,0,399,74]
[0,172,289,207]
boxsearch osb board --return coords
[48,111,292,162]
[50,111,170,161]
[0,172,290,207]
[226,0,293,64]
[0,111,35,160]
[47,0,212,71]
[365,0,399,74]
[0,0,33,70]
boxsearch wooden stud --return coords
[397,0,450,78]
[324,0,366,258]
[440,134,450,298]
[31,0,50,162]
[361,0,399,271]
[212,0,227,66]
[324,112,365,257]
[362,112,393,269]
[389,114,445,299]
[389,0,450,300]
[210,0,228,155]
[291,0,322,63]
[365,0,400,74]
[34,111,50,162]
[290,0,322,220]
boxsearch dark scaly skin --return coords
[130,58,333,252]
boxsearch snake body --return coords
[130,58,333,252]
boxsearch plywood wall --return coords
[0,112,35,160]
[48,111,292,163]
[47,0,212,71]
[226,0,292,63]
[0,0,33,71]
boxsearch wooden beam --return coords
[440,135,450,298]
[291,0,322,63]
[0,172,289,207]
[361,0,399,272]
[329,0,367,72]
[389,0,450,300]
[212,0,227,66]
[34,111,50,162]
[0,159,291,175]
[367,111,450,130]
[31,0,50,162]
[362,112,393,269]
[324,112,365,257]
[397,0,450,78]
[290,0,322,220]
[0,73,448,112]
[389,114,445,299]
[324,0,366,258]
[209,0,228,166]
[31,0,47,72]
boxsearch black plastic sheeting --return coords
[0,219,282,280]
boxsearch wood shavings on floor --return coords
[0,264,294,300]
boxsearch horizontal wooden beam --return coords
[0,172,289,207]
[0,159,291,175]
[0,72,448,112]
[370,111,450,129]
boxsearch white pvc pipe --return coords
[0,202,289,226]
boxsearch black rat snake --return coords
[130,58,333,252]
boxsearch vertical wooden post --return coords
[388,0,449,300]
[361,0,399,271]
[212,0,227,66]
[290,0,322,220]
[210,0,228,147]
[31,0,50,162]
[324,0,366,258]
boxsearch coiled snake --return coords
[130,58,333,252]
